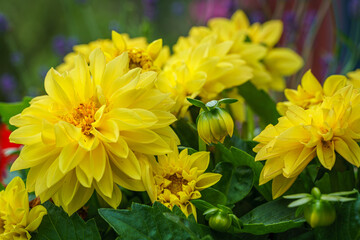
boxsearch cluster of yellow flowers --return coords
[254,70,360,199]
[8,28,223,221]
[0,177,47,239]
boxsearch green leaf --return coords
[0,182,4,191]
[287,197,312,208]
[283,193,311,199]
[191,199,216,212]
[237,81,280,125]
[213,162,254,204]
[187,98,206,109]
[218,98,238,105]
[215,144,272,201]
[235,198,305,235]
[173,118,198,149]
[200,187,227,206]
[32,201,101,240]
[320,195,356,202]
[0,96,32,131]
[314,193,360,240]
[99,202,212,240]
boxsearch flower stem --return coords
[198,136,207,152]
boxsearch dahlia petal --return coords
[109,150,141,180]
[138,70,157,89]
[112,31,127,51]
[54,121,81,147]
[89,48,106,85]
[189,151,210,174]
[334,137,360,167]
[91,144,107,181]
[111,161,145,191]
[264,48,303,76]
[272,175,297,199]
[26,205,47,231]
[60,173,80,206]
[316,141,335,170]
[95,159,113,198]
[59,143,86,173]
[9,125,42,145]
[196,173,222,190]
[44,68,72,107]
[260,20,283,47]
[46,158,66,188]
[93,119,119,142]
[149,110,177,129]
[61,184,94,216]
[69,55,93,102]
[95,183,122,209]
[105,136,129,159]
[147,39,162,60]
[323,75,347,96]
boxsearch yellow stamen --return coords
[165,174,188,196]
[62,99,99,135]
[127,48,157,72]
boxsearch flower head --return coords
[254,78,360,199]
[142,147,221,219]
[347,68,360,88]
[9,49,179,215]
[57,31,169,73]
[157,34,252,117]
[277,70,347,115]
[0,177,47,239]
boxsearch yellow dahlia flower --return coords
[141,147,221,219]
[254,83,360,199]
[157,35,252,117]
[0,177,47,240]
[277,70,347,115]
[57,31,169,73]
[207,10,303,91]
[9,49,179,215]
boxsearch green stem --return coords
[198,136,207,152]
[246,105,255,140]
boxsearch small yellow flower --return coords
[10,49,179,215]
[57,31,169,73]
[0,177,47,240]
[197,106,234,144]
[254,80,360,199]
[277,70,347,115]
[140,147,221,219]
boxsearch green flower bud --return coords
[197,107,234,144]
[304,200,336,228]
[208,211,232,232]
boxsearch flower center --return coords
[165,174,188,196]
[127,48,156,72]
[63,99,99,135]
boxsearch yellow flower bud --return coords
[197,107,234,144]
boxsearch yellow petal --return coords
[260,20,283,47]
[147,39,163,60]
[316,141,335,170]
[323,75,347,96]
[89,48,106,85]
[334,137,360,167]
[196,173,222,190]
[9,125,42,145]
[272,175,297,199]
[26,205,47,231]
[95,159,113,198]
[109,150,141,180]
[112,30,127,51]
[189,151,210,174]
[264,48,303,76]
[95,183,122,209]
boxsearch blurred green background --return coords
[0,0,359,102]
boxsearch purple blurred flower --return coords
[52,35,78,57]
[0,13,9,33]
[171,1,185,16]
[0,73,16,92]
[348,0,360,17]
[282,11,297,44]
[10,52,23,66]
[190,0,236,24]
[142,0,158,21]
[109,20,122,32]
[249,11,265,23]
